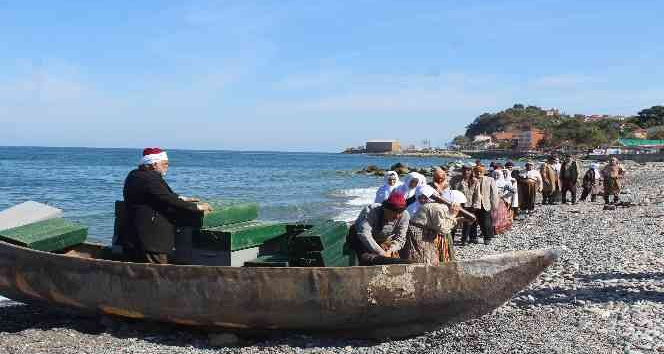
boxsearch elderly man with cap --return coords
[471,165,500,244]
[351,191,412,265]
[122,147,213,264]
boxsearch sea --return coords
[0,146,472,244]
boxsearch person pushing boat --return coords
[121,147,213,264]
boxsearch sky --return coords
[1,0,663,152]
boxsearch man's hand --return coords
[197,202,213,215]
[179,196,201,203]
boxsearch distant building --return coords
[365,140,401,153]
[632,128,648,139]
[545,108,560,117]
[516,129,546,150]
[473,134,493,143]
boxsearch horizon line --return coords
[0,144,340,154]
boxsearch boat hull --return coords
[0,241,557,338]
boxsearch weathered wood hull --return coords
[0,241,557,338]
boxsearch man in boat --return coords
[351,191,412,265]
[122,147,213,264]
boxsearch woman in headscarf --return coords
[491,168,513,234]
[580,162,602,202]
[502,168,519,216]
[374,171,402,203]
[401,202,460,265]
[396,172,427,206]
[406,185,437,217]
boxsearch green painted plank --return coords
[0,218,88,252]
[195,222,287,251]
[202,203,259,228]
[292,237,354,267]
[244,254,290,267]
[292,221,349,252]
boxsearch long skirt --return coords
[518,180,537,211]
[401,225,454,265]
[491,200,512,235]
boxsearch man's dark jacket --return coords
[122,168,201,253]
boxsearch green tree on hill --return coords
[637,105,664,128]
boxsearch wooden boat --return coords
[0,241,558,338]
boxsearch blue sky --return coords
[1,0,663,152]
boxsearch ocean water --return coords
[0,147,468,244]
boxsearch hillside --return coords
[457,104,664,149]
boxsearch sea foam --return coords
[332,187,377,221]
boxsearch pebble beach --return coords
[2,161,664,354]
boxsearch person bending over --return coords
[351,192,412,265]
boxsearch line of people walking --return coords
[362,156,627,260]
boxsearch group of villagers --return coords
[350,156,626,266]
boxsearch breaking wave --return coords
[329,187,377,222]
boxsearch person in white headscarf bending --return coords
[401,202,460,265]
[406,185,437,217]
[374,171,402,203]
[396,172,427,206]
[580,162,602,202]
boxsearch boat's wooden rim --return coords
[0,240,560,269]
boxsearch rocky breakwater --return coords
[1,161,663,353]
[357,161,465,177]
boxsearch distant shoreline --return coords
[343,151,471,159]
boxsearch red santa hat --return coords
[140,147,168,165]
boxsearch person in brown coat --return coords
[602,157,625,205]
[540,157,558,205]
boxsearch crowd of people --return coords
[353,155,626,266]
[117,146,626,268]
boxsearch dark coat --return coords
[560,161,580,183]
[123,168,201,253]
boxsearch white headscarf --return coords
[407,185,437,217]
[492,169,508,189]
[591,163,601,179]
[397,172,427,199]
[374,171,402,203]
